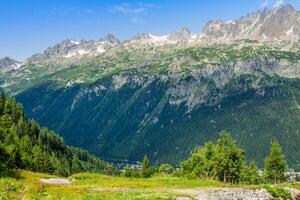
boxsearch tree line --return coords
[124,131,288,185]
[0,93,108,176]
[179,131,287,184]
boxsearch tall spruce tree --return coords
[141,155,153,178]
[214,131,245,183]
[264,140,288,183]
[241,161,261,184]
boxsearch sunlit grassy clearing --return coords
[71,173,224,189]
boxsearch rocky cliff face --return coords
[201,4,300,41]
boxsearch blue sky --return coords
[1,0,300,60]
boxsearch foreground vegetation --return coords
[0,94,107,176]
[0,170,222,200]
[1,169,299,200]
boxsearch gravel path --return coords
[91,187,272,200]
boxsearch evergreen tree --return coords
[71,155,81,174]
[264,140,288,183]
[141,155,150,174]
[141,155,154,178]
[241,161,261,184]
[213,131,245,183]
[180,131,245,183]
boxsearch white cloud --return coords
[112,4,145,15]
[260,0,269,8]
[274,0,284,8]
[50,6,95,16]
[112,2,155,24]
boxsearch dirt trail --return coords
[40,178,71,185]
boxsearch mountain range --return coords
[1,4,300,169]
[3,4,300,66]
[0,57,22,73]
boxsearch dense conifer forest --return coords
[0,93,107,176]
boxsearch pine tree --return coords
[264,140,288,183]
[214,131,245,183]
[141,155,153,178]
[241,161,261,184]
[142,155,150,170]
[71,155,81,174]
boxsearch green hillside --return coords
[0,93,107,176]
[15,74,300,170]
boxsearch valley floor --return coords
[1,170,300,200]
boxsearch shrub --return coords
[123,167,140,178]
[264,185,291,199]
[159,164,174,175]
[141,167,156,178]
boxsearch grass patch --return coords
[0,170,193,200]
[71,173,225,189]
[263,184,291,199]
[293,183,300,190]
[1,170,299,200]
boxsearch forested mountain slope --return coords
[1,5,300,170]
[0,94,106,176]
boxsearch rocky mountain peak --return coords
[168,28,192,41]
[13,4,300,65]
[201,4,300,41]
[27,35,121,63]
[130,33,152,41]
[273,3,295,13]
[102,34,120,45]
[0,57,22,72]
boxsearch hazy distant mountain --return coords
[168,28,194,41]
[0,57,22,72]
[27,34,121,63]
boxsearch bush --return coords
[159,164,174,175]
[264,185,291,199]
[142,167,156,178]
[123,167,140,178]
[103,164,119,176]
